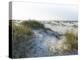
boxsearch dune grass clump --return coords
[12,20,33,58]
[21,20,44,29]
[12,20,45,41]
[65,30,78,50]
[12,20,45,43]
[54,30,78,55]
[12,21,32,41]
[11,20,45,58]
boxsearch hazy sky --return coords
[12,2,78,21]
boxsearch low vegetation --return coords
[21,20,44,29]
[11,20,45,58]
[10,20,78,58]
[65,30,78,50]
[12,20,45,41]
[49,30,78,55]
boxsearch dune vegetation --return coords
[64,30,78,50]
[54,30,78,55]
[11,20,45,58]
[10,20,78,58]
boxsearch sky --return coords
[12,2,78,21]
